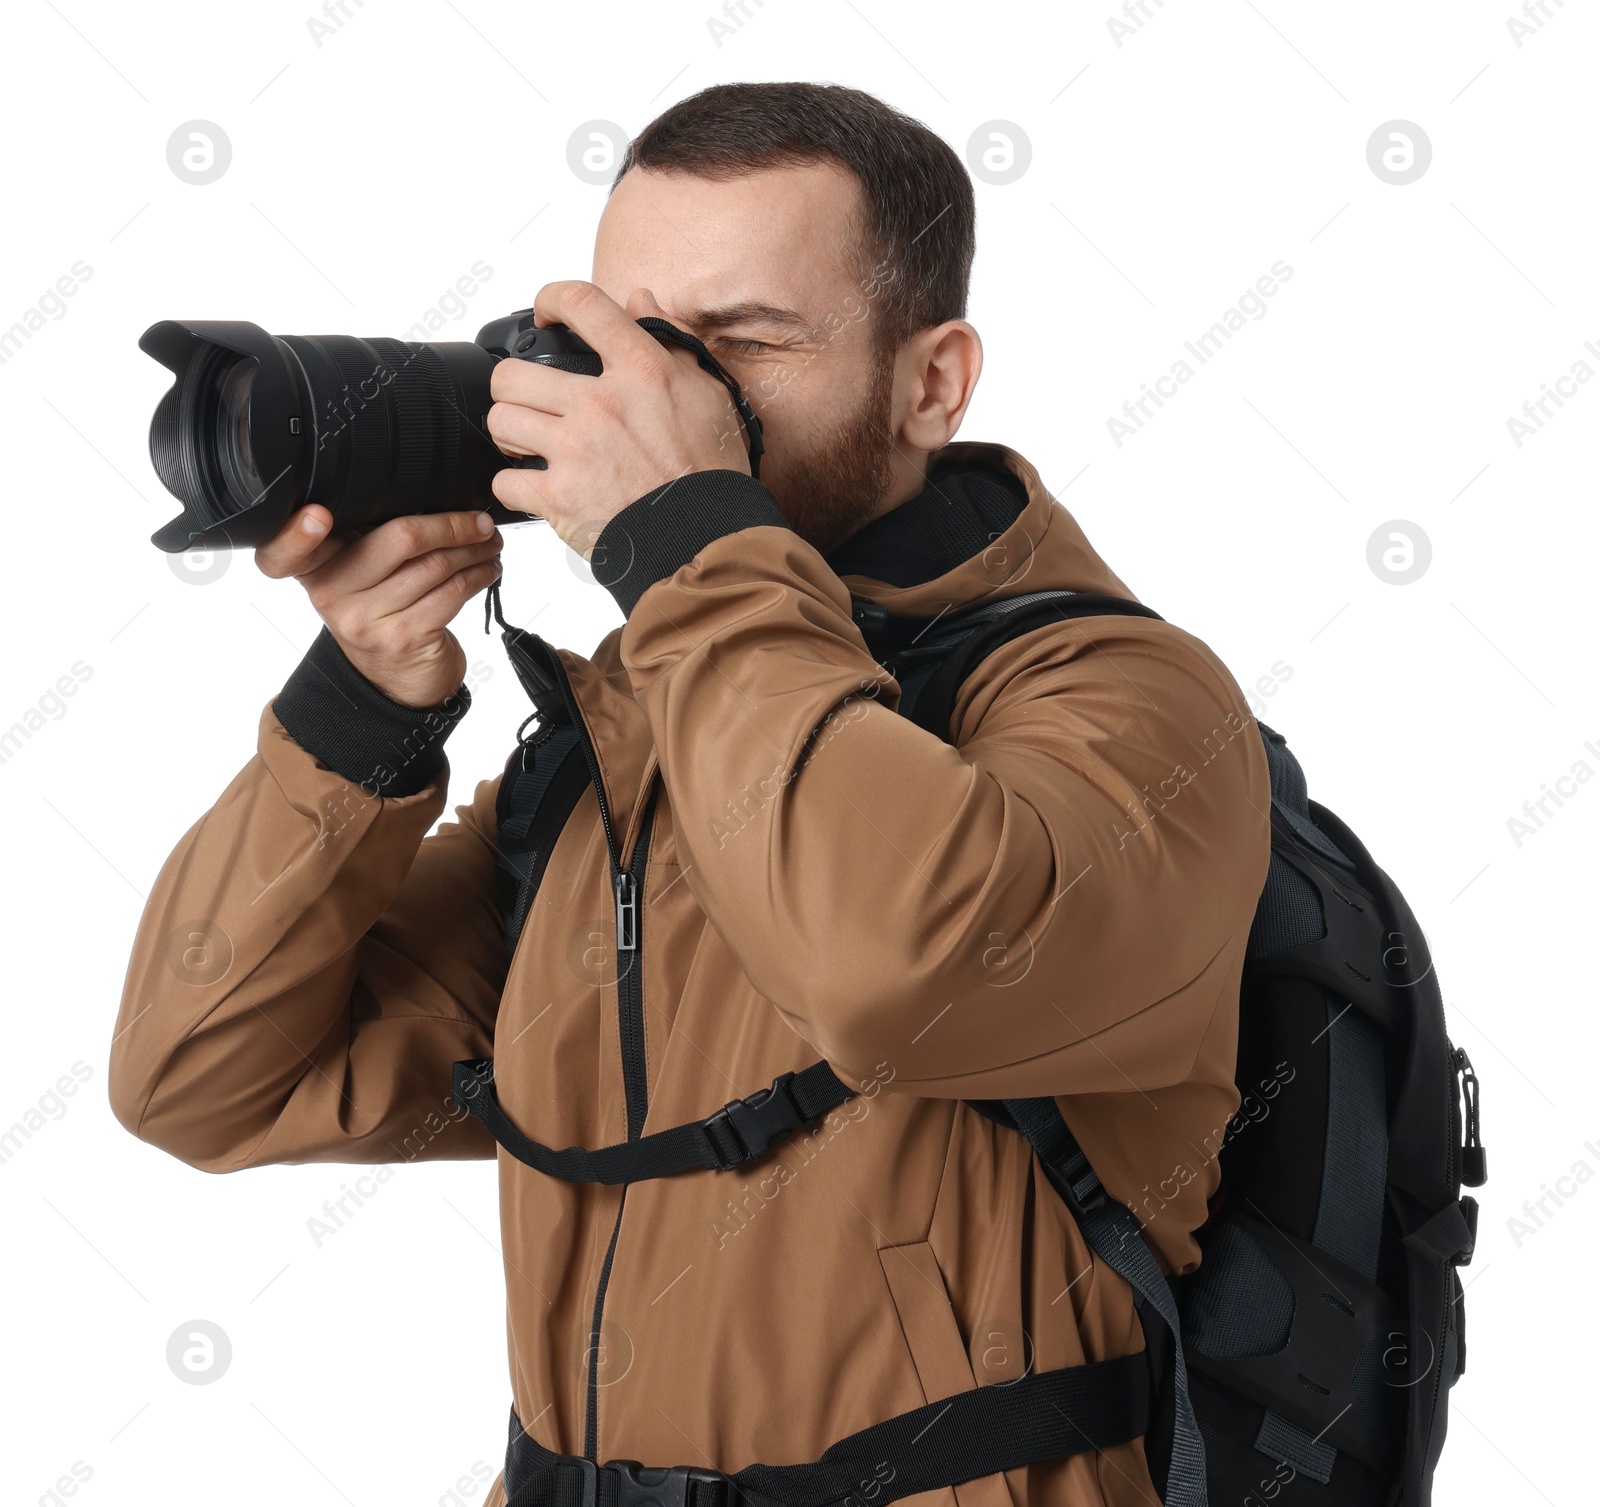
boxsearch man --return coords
[111,83,1270,1507]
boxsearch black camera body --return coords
[140,310,602,553]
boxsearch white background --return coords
[1,1,1593,1502]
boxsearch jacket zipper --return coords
[530,635,654,1460]
[614,806,654,1141]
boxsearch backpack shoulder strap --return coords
[1004,1091,1209,1507]
[890,589,1165,737]
[494,721,590,959]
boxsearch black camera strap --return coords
[632,314,766,479]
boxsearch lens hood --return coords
[141,319,306,552]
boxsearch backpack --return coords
[455,588,1486,1507]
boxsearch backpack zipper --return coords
[1453,1046,1485,1186]
[524,633,653,1460]
[1418,1041,1483,1477]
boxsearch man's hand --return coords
[487,284,750,557]
[256,506,503,708]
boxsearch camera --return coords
[139,310,605,553]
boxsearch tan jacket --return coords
[110,442,1271,1507]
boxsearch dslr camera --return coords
[139,309,758,553]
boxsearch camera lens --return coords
[213,357,263,517]
[141,319,527,551]
[141,313,612,552]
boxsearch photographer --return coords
[110,83,1269,1507]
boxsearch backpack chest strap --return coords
[452,1058,856,1182]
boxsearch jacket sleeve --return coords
[108,635,507,1172]
[597,472,1272,1099]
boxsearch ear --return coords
[892,320,984,453]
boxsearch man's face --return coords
[593,162,900,553]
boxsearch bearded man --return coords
[111,82,1269,1507]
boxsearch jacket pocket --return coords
[878,1242,1015,1507]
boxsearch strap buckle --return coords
[1054,1156,1108,1219]
[603,1460,728,1507]
[850,595,890,632]
[704,1072,806,1171]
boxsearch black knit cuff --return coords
[272,626,471,798]
[591,470,791,617]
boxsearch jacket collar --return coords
[824,456,1030,588]
[830,442,1135,617]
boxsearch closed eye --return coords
[711,337,776,355]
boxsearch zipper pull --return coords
[1454,1046,1487,1187]
[614,870,639,954]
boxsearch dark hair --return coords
[613,82,975,352]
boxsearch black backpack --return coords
[456,588,1485,1507]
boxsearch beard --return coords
[759,342,898,556]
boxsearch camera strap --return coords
[634,315,765,480]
